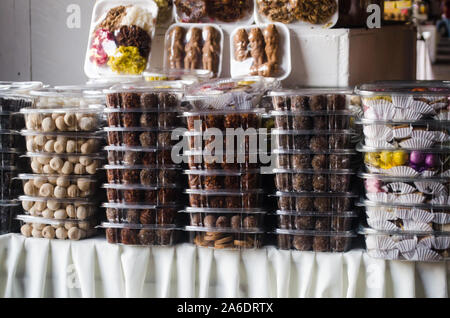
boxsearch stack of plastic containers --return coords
[17,88,105,240]
[0,82,43,234]
[182,78,269,249]
[356,82,450,261]
[101,81,185,246]
[268,89,359,252]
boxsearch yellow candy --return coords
[392,150,408,166]
[365,152,380,166]
[380,151,393,165]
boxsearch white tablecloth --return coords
[0,234,448,298]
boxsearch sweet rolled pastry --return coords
[262,24,280,76]
[202,26,220,75]
[184,27,202,70]
[168,26,186,69]
[233,28,249,62]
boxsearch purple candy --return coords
[410,151,426,165]
[425,153,438,168]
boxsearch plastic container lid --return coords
[270,109,354,116]
[143,68,213,82]
[99,222,179,230]
[23,152,104,160]
[20,129,105,139]
[186,188,264,195]
[275,210,356,216]
[272,129,358,136]
[268,88,354,97]
[17,214,95,225]
[102,202,180,210]
[273,148,357,155]
[182,207,266,214]
[272,168,355,175]
[274,191,358,198]
[184,226,264,234]
[184,169,260,176]
[104,80,185,94]
[275,228,356,237]
[103,183,180,190]
[0,81,43,94]
[20,104,104,115]
[356,81,450,96]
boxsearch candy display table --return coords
[0,234,447,298]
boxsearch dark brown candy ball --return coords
[216,216,230,228]
[120,228,138,245]
[138,229,155,245]
[140,209,156,225]
[203,214,217,227]
[311,155,327,170]
[293,236,313,251]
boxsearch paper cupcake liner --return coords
[385,166,420,177]
[391,96,413,109]
[366,206,396,220]
[400,99,435,114]
[435,112,450,121]
[414,181,448,196]
[412,248,441,261]
[367,219,399,231]
[364,100,396,120]
[421,170,438,177]
[395,193,425,204]
[364,125,393,141]
[392,127,413,139]
[365,139,395,148]
[393,109,422,121]
[432,237,450,250]
[402,220,433,232]
[396,238,417,253]
[366,166,382,174]
[433,213,450,225]
[394,207,434,223]
[412,130,440,141]
[400,249,417,260]
[366,192,396,203]
[399,138,434,149]
[430,196,450,206]
[368,249,399,260]
[433,131,450,143]
[417,236,435,248]
[431,102,448,110]
[386,182,416,194]
[366,235,397,250]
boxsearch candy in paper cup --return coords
[421,170,438,177]
[417,236,435,249]
[385,166,420,177]
[364,125,393,141]
[431,102,448,110]
[366,235,396,250]
[364,100,396,120]
[395,193,425,204]
[393,109,422,121]
[414,181,448,196]
[413,248,441,261]
[402,220,433,232]
[391,95,412,109]
[396,238,417,253]
[433,213,450,224]
[369,249,399,260]
[392,127,413,139]
[365,139,394,148]
[366,193,395,204]
[430,196,450,206]
[411,130,439,141]
[399,138,434,149]
[434,131,449,142]
[366,206,396,220]
[432,237,450,250]
[367,219,398,231]
[407,208,435,223]
[386,182,415,194]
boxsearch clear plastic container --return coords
[254,0,339,29]
[104,82,184,110]
[0,130,25,150]
[0,167,20,200]
[186,226,264,249]
[360,172,449,206]
[230,23,291,80]
[0,149,22,167]
[359,200,450,233]
[273,168,355,193]
[104,183,181,205]
[268,88,352,111]
[0,201,21,234]
[0,81,43,95]
[358,118,450,149]
[105,107,180,129]
[360,227,450,261]
[25,152,103,175]
[19,174,97,199]
[271,110,353,131]
[276,229,355,252]
[355,81,450,121]
[30,88,104,108]
[18,215,97,240]
[102,223,179,246]
[181,207,265,229]
[185,150,260,170]
[84,0,159,78]
[274,191,358,213]
[105,127,179,148]
[272,129,358,151]
[143,68,213,83]
[174,0,254,24]
[103,202,179,225]
[185,169,261,191]
[21,105,104,132]
[0,111,25,130]
[359,145,450,177]
[276,210,357,231]
[0,94,34,113]
[164,23,224,77]
[183,108,264,132]
[105,164,181,185]
[272,149,357,170]
[187,189,264,209]
[105,145,179,166]
[22,130,104,154]
[19,195,97,221]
